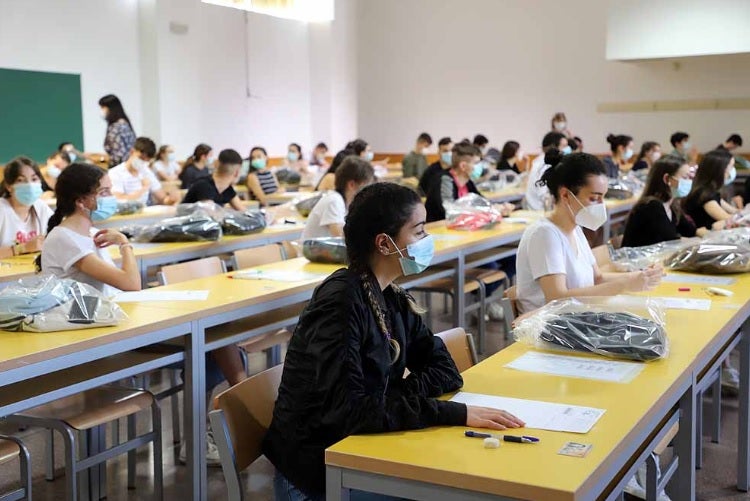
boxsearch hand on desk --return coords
[466,406,525,431]
[94,229,128,248]
[627,264,663,292]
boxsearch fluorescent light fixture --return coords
[202,0,334,22]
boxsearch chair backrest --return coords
[233,244,285,270]
[209,364,283,500]
[500,285,519,333]
[158,256,226,285]
[435,328,477,373]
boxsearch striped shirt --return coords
[255,170,279,196]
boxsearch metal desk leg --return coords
[738,327,750,491]
[185,320,207,501]
[671,379,696,501]
[326,466,351,501]
[453,256,466,328]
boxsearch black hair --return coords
[473,134,489,147]
[500,141,520,161]
[727,134,743,147]
[451,142,481,168]
[289,143,303,160]
[634,141,660,166]
[315,142,328,151]
[685,149,733,207]
[541,132,566,150]
[417,132,433,146]
[437,136,452,147]
[98,94,132,127]
[670,132,689,147]
[48,151,71,164]
[544,148,563,167]
[156,145,171,162]
[568,137,580,152]
[250,146,268,158]
[1,156,43,198]
[186,143,212,166]
[351,139,369,156]
[58,142,74,152]
[606,134,633,154]
[537,152,607,202]
[133,137,157,159]
[345,183,421,272]
[334,156,375,196]
[216,149,243,176]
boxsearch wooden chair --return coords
[500,285,519,339]
[157,256,226,285]
[209,364,283,501]
[232,244,284,270]
[6,387,162,500]
[435,328,477,373]
[0,435,31,501]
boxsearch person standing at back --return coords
[402,132,433,183]
[602,134,634,178]
[524,132,569,210]
[99,94,136,168]
[550,112,574,138]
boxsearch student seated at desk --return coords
[418,136,452,196]
[472,133,489,156]
[602,134,633,178]
[302,157,374,239]
[264,182,524,501]
[40,151,71,193]
[0,157,53,258]
[246,146,283,206]
[152,144,181,182]
[183,148,244,210]
[683,149,738,232]
[524,132,569,211]
[316,139,373,192]
[283,142,309,173]
[622,155,703,247]
[309,142,329,168]
[717,133,750,170]
[669,131,696,166]
[110,137,177,206]
[515,153,663,314]
[498,141,523,174]
[631,141,661,172]
[402,132,432,182]
[179,143,213,189]
[425,142,482,222]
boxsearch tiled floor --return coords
[1,303,749,500]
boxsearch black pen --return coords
[464,430,540,443]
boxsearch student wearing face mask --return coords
[683,149,739,231]
[109,137,177,206]
[180,143,214,189]
[717,134,750,170]
[152,144,181,182]
[472,134,489,156]
[41,151,71,192]
[524,132,569,211]
[183,149,245,211]
[425,142,483,222]
[669,132,695,165]
[302,157,374,239]
[246,146,283,206]
[0,157,54,258]
[282,142,311,180]
[602,134,634,178]
[622,155,703,248]
[402,132,433,181]
[419,136,453,197]
[515,153,663,314]
[309,142,329,168]
[550,112,573,138]
[632,142,661,172]
[264,182,524,501]
[498,141,523,174]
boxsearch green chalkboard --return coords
[0,68,84,165]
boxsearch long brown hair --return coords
[635,155,686,218]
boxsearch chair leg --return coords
[18,438,31,500]
[476,282,487,355]
[45,428,56,481]
[696,390,704,470]
[268,344,282,367]
[152,401,164,500]
[61,426,77,501]
[79,429,90,501]
[97,424,107,499]
[711,371,722,443]
[169,370,182,445]
[127,414,137,489]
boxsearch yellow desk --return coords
[0,255,38,288]
[481,186,525,205]
[97,201,262,229]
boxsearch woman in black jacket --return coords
[263,183,523,500]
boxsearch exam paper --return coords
[501,217,530,225]
[662,274,736,286]
[232,270,326,282]
[451,392,605,434]
[113,290,209,302]
[655,297,711,311]
[505,351,644,383]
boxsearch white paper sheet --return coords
[501,217,530,225]
[662,274,736,286]
[231,270,326,282]
[655,297,712,311]
[505,351,645,383]
[450,392,605,434]
[113,290,209,302]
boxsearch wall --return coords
[356,0,750,155]
[0,0,143,154]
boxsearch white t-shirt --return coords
[524,154,551,211]
[0,198,53,247]
[109,162,162,205]
[152,160,180,178]
[302,191,346,239]
[515,218,596,314]
[41,226,120,298]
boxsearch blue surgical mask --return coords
[91,196,118,221]
[251,158,267,170]
[470,162,484,180]
[364,151,374,162]
[672,178,692,198]
[14,182,43,206]
[623,148,634,161]
[386,234,434,276]
[725,166,737,186]
[682,141,691,151]
[47,166,62,179]
[67,152,77,163]
[562,145,573,155]
[440,152,452,165]
[167,152,176,162]
[287,151,299,162]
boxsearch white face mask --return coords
[568,192,607,231]
[421,147,429,155]
[554,121,567,132]
[650,151,662,163]
[131,157,149,171]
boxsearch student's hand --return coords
[626,266,663,292]
[495,202,515,217]
[93,229,128,248]
[466,406,525,430]
[20,236,44,254]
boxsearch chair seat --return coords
[473,269,508,285]
[16,387,153,431]
[415,276,482,294]
[0,438,19,464]
[238,329,292,354]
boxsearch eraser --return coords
[707,287,734,297]
[678,287,690,292]
[483,437,501,449]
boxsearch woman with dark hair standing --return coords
[99,94,136,167]
[602,134,634,179]
[683,149,738,231]
[631,141,661,172]
[263,182,523,501]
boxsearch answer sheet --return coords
[113,290,209,302]
[662,274,736,286]
[231,269,327,282]
[655,297,712,311]
[505,351,644,383]
[451,392,605,433]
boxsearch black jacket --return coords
[425,170,480,222]
[262,268,466,496]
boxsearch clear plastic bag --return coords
[481,170,521,191]
[222,209,267,235]
[702,227,750,245]
[302,237,348,264]
[609,239,697,272]
[0,274,127,332]
[175,201,227,221]
[116,200,144,215]
[275,168,301,186]
[445,193,501,230]
[665,242,750,274]
[605,179,634,200]
[132,214,223,242]
[513,297,668,362]
[295,192,323,217]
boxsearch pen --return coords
[464,430,539,443]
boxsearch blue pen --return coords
[464,430,539,443]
